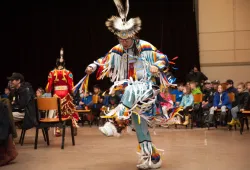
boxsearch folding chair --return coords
[34,97,75,149]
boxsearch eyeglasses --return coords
[118,38,132,43]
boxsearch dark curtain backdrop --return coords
[0,0,199,93]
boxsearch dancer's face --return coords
[118,38,133,50]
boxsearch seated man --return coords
[7,73,37,129]
[202,80,215,110]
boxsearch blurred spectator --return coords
[190,81,202,96]
[228,82,250,126]
[202,80,214,110]
[245,81,250,93]
[225,79,238,107]
[211,80,220,91]
[77,91,92,109]
[171,83,184,106]
[190,81,203,127]
[208,84,232,126]
[0,99,18,166]
[180,85,194,125]
[1,88,11,99]
[36,87,45,98]
[7,73,37,129]
[186,66,208,86]
[89,84,104,125]
[104,88,120,109]
[159,87,174,120]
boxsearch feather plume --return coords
[106,16,141,39]
[113,0,129,21]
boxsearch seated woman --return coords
[208,84,232,126]
[179,85,194,125]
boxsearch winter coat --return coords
[180,94,194,109]
[213,92,232,109]
[12,82,38,130]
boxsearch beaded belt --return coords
[54,86,68,90]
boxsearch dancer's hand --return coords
[85,66,94,75]
[150,65,159,74]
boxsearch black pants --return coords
[182,106,193,116]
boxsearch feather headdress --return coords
[106,0,142,39]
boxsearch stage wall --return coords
[198,0,250,84]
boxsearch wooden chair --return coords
[239,110,250,135]
[19,125,46,146]
[34,97,75,149]
[170,94,176,103]
[193,94,203,103]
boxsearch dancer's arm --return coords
[67,70,74,94]
[45,70,54,93]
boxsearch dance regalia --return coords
[46,68,79,127]
[90,40,169,86]
[81,0,178,169]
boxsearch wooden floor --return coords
[2,126,250,170]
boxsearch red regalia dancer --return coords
[45,48,79,136]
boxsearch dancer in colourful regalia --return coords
[82,0,176,169]
[46,48,79,136]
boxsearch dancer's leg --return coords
[132,114,162,169]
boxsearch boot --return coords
[183,116,189,126]
[207,114,214,124]
[235,119,241,127]
[227,119,236,126]
[175,116,181,124]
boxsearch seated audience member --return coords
[104,88,120,109]
[186,66,208,87]
[7,73,37,129]
[211,80,220,91]
[0,98,17,139]
[202,80,214,110]
[225,79,238,107]
[190,81,202,96]
[246,81,250,93]
[179,85,194,125]
[160,87,174,120]
[89,85,104,124]
[0,100,18,166]
[228,82,250,126]
[1,88,11,99]
[208,84,232,126]
[36,87,45,98]
[78,91,92,109]
[171,83,184,106]
[190,81,203,126]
